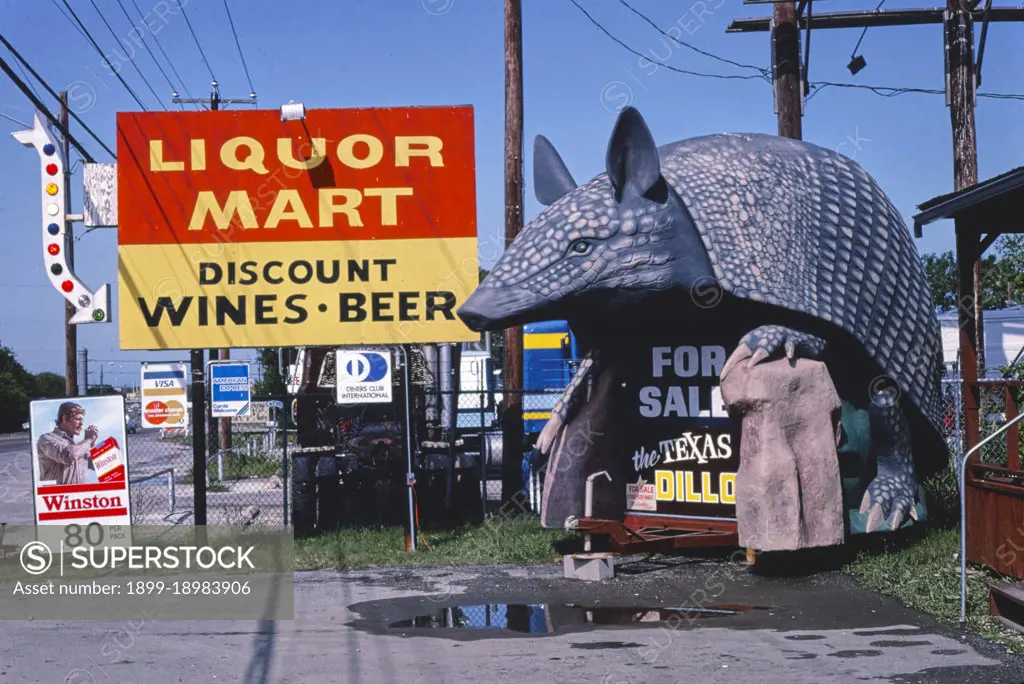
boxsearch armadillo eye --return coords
[570,240,591,255]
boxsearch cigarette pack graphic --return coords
[89,436,126,483]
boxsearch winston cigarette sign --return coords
[116,105,479,349]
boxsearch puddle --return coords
[388,603,768,635]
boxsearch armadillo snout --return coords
[457,285,549,332]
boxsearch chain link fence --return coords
[121,353,292,527]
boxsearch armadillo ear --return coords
[533,135,578,205]
[605,107,662,202]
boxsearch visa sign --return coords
[336,349,392,404]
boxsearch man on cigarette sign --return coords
[116,105,480,350]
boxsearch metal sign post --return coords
[399,345,416,553]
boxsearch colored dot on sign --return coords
[45,183,58,195]
[46,163,58,175]
[43,143,55,155]
[47,243,60,255]
[61,280,73,292]
[318,303,327,313]
[47,223,60,235]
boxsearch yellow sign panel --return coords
[118,238,479,349]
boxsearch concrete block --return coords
[563,552,615,581]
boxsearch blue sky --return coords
[0,0,1022,383]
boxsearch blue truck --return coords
[522,320,580,439]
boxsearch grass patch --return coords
[844,526,1024,653]
[209,451,281,479]
[294,515,573,571]
[184,451,281,484]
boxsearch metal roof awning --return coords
[912,165,1024,237]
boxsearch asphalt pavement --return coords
[2,431,1023,682]
[0,561,1021,683]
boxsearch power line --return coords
[11,56,42,101]
[572,0,1024,103]
[807,79,1024,101]
[0,32,116,159]
[180,3,218,84]
[87,0,164,109]
[568,0,766,81]
[127,0,195,104]
[112,0,182,107]
[222,0,256,97]
[616,0,771,80]
[60,0,149,111]
[851,0,887,58]
[0,49,98,162]
[48,0,90,43]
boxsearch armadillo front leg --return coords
[861,389,918,532]
[536,353,596,456]
[721,325,827,381]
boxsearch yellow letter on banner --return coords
[150,140,184,171]
[364,187,414,226]
[319,189,363,227]
[189,191,258,231]
[265,190,313,228]
[395,136,444,167]
[278,138,327,170]
[655,471,674,501]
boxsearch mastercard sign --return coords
[140,362,189,429]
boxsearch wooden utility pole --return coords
[772,2,803,140]
[60,92,77,397]
[210,94,232,458]
[729,4,1024,387]
[172,86,256,459]
[171,85,256,523]
[502,0,526,506]
[946,0,983,374]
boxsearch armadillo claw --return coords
[859,489,872,515]
[859,469,917,532]
[737,325,828,369]
[720,344,753,383]
[865,502,885,534]
[747,347,771,368]
[536,411,564,456]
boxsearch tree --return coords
[920,243,1019,312]
[921,251,958,310]
[32,372,66,399]
[253,348,297,397]
[989,235,1024,307]
[0,345,32,432]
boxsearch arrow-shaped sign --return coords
[11,110,110,324]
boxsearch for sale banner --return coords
[620,336,742,520]
[28,395,132,545]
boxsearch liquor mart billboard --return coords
[117,106,479,350]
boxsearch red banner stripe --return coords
[37,481,128,495]
[98,466,127,483]
[38,508,129,521]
